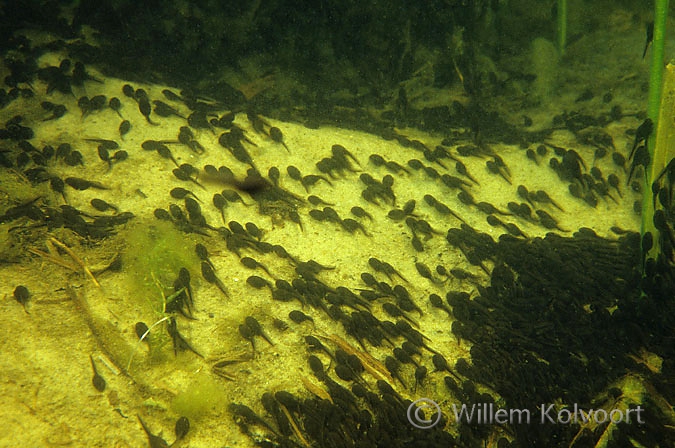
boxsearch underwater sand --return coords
[0,22,648,448]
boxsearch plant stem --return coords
[642,0,669,266]
[557,0,567,55]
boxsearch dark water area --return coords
[0,1,673,447]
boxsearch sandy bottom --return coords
[0,26,646,447]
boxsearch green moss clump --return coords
[171,373,227,419]
[122,220,196,314]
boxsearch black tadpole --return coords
[246,274,272,290]
[455,161,479,185]
[627,145,651,186]
[268,166,280,186]
[170,187,200,201]
[287,165,302,180]
[138,97,158,125]
[137,415,169,448]
[117,120,131,139]
[534,190,564,211]
[156,144,179,167]
[212,194,228,223]
[177,267,194,308]
[65,177,109,191]
[174,416,190,441]
[195,243,214,269]
[172,166,205,189]
[384,356,407,388]
[269,127,290,152]
[50,177,67,202]
[135,322,150,341]
[109,97,124,118]
[643,21,654,59]
[167,317,203,357]
[200,261,229,298]
[289,310,314,324]
[629,119,653,162]
[240,257,273,277]
[239,323,256,353]
[244,316,274,346]
[13,285,30,312]
[89,355,106,392]
[91,198,118,213]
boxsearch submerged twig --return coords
[28,247,79,271]
[29,237,101,287]
[49,237,100,287]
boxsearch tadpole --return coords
[89,355,106,392]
